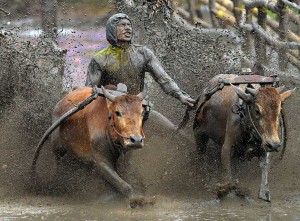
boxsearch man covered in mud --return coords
[85,13,195,120]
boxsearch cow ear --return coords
[276,86,285,94]
[280,88,296,102]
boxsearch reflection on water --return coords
[1,195,300,221]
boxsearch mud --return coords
[0,84,299,220]
[0,3,300,220]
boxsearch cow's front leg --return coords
[94,154,133,196]
[258,151,271,202]
[92,153,146,208]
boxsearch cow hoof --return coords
[129,195,155,208]
[258,189,271,202]
[215,181,250,200]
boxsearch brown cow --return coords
[193,74,294,202]
[32,85,147,207]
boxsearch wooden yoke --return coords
[219,74,280,86]
[177,73,281,131]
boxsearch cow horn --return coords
[245,87,259,97]
[102,86,116,102]
[276,86,286,94]
[137,84,148,100]
[230,83,252,103]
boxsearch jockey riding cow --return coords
[85,13,195,119]
[31,13,196,208]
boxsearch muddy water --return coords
[1,23,300,220]
[1,194,300,220]
[1,109,300,220]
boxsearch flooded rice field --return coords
[1,194,300,220]
[1,19,300,220]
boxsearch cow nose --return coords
[129,135,143,147]
[265,141,281,152]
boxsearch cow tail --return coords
[30,109,73,180]
[30,93,98,181]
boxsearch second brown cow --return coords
[194,74,294,202]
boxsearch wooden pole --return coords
[251,20,300,49]
[217,0,234,11]
[287,52,300,69]
[277,0,288,71]
[245,8,254,55]
[233,0,250,66]
[244,0,277,12]
[289,50,300,60]
[212,3,300,44]
[288,9,300,25]
[233,0,243,25]
[250,10,300,43]
[187,0,196,24]
[209,0,219,27]
[281,0,300,10]
[211,8,236,25]
[255,7,267,64]
[173,0,184,8]
[176,7,212,28]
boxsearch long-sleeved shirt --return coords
[85,44,184,99]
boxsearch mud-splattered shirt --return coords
[85,13,185,99]
[85,44,182,97]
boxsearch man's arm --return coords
[85,58,102,87]
[144,48,195,107]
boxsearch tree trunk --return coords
[277,0,288,71]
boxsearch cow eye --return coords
[115,111,122,117]
[254,106,261,118]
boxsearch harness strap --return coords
[232,84,263,141]
[246,105,264,143]
[106,111,123,156]
[178,81,226,130]
[204,82,225,100]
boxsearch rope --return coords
[246,105,267,151]
[108,112,145,140]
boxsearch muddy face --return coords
[116,19,132,43]
[252,88,282,152]
[248,87,294,152]
[109,95,144,151]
